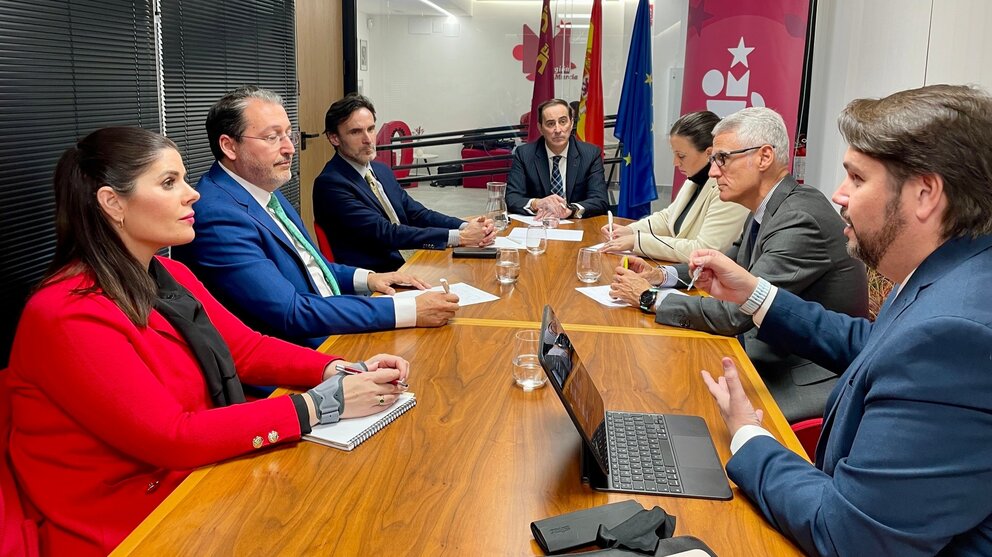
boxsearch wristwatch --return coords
[638,288,659,313]
[568,203,582,218]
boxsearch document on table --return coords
[492,235,525,249]
[575,285,687,307]
[507,227,584,242]
[393,282,499,307]
[586,242,635,255]
[508,214,574,226]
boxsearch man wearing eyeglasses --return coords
[610,106,867,423]
[173,86,460,350]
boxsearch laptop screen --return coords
[539,306,609,471]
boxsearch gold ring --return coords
[378,396,385,406]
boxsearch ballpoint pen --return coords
[335,362,409,389]
[439,277,450,294]
[622,255,629,270]
[607,210,614,240]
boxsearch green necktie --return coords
[266,195,341,296]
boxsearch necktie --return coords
[550,155,564,199]
[266,195,341,295]
[365,171,401,225]
[747,219,761,253]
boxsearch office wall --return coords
[805,0,992,197]
[359,0,688,188]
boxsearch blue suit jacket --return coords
[172,162,395,348]
[728,234,992,556]
[504,136,609,217]
[313,155,465,272]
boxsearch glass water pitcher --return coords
[485,181,509,231]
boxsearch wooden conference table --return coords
[113,216,805,556]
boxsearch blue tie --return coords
[551,155,564,198]
[747,219,760,253]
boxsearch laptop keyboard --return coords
[606,412,682,494]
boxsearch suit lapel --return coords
[207,164,303,261]
[333,155,389,219]
[533,141,553,196]
[565,138,580,200]
[813,234,992,465]
[746,177,798,265]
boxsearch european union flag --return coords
[614,0,656,219]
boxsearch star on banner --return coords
[623,153,632,166]
[644,74,653,85]
[728,37,754,68]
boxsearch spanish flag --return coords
[576,0,603,154]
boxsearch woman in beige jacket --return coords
[599,111,749,262]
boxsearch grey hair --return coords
[206,85,285,160]
[712,107,790,167]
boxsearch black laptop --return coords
[538,306,732,500]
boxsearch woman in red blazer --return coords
[5,127,410,556]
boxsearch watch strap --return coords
[739,277,771,315]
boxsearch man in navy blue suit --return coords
[504,98,609,220]
[172,86,460,348]
[692,85,992,556]
[313,94,495,272]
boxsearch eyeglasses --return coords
[709,145,767,168]
[240,131,301,146]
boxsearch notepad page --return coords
[304,392,416,451]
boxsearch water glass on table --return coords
[525,224,547,255]
[575,248,602,283]
[512,329,545,391]
[496,248,521,284]
[541,215,560,229]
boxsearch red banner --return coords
[576,0,603,153]
[676,0,809,196]
[527,0,555,142]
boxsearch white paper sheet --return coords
[575,285,687,307]
[492,236,525,249]
[508,214,574,226]
[507,227,584,242]
[393,282,500,307]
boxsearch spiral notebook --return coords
[303,393,416,451]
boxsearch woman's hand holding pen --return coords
[340,369,408,418]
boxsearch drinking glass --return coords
[525,224,547,255]
[575,248,602,283]
[541,215,560,229]
[495,248,521,284]
[512,330,545,390]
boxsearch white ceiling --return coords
[359,0,473,17]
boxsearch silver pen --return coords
[439,277,450,294]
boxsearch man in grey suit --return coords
[610,107,868,422]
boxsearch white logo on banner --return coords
[701,37,766,117]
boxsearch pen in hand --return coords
[440,277,450,294]
[607,210,614,240]
[622,255,629,270]
[335,363,409,389]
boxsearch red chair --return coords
[460,147,512,188]
[313,223,335,263]
[790,418,823,462]
[1,370,40,557]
